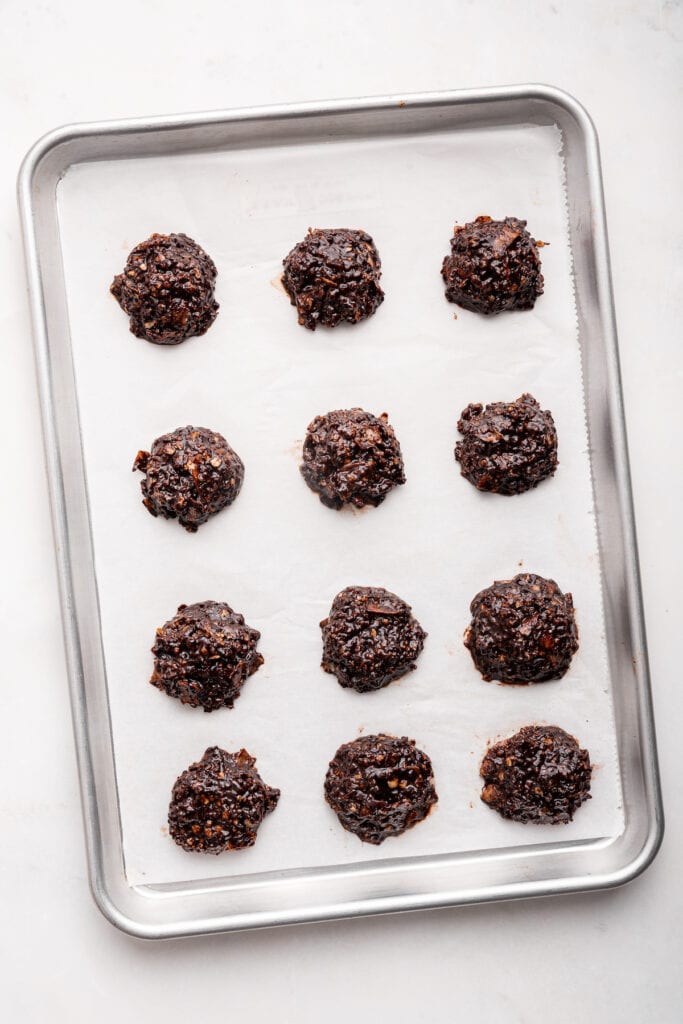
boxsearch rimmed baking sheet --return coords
[19,87,662,936]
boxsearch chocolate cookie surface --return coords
[324,734,438,844]
[282,228,384,330]
[168,747,279,853]
[151,601,263,711]
[301,407,405,509]
[480,725,591,824]
[321,586,426,693]
[441,215,544,315]
[465,573,579,684]
[133,425,244,531]
[455,393,558,495]
[111,232,219,344]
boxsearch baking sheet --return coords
[56,124,623,887]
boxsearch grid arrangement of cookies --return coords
[111,219,591,855]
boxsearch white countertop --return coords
[1,1,680,1021]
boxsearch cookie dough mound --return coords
[480,725,591,824]
[111,232,219,344]
[464,573,579,683]
[441,215,544,315]
[301,407,405,509]
[455,393,558,495]
[321,586,426,692]
[168,747,279,853]
[324,734,438,844]
[283,228,384,330]
[133,425,244,531]
[151,601,263,711]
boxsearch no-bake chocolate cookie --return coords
[111,232,219,344]
[282,228,384,330]
[464,573,579,684]
[324,734,438,844]
[441,215,544,315]
[151,601,263,711]
[301,407,405,509]
[133,425,244,531]
[480,725,592,824]
[455,393,558,495]
[168,746,279,853]
[320,586,426,693]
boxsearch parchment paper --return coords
[57,124,624,886]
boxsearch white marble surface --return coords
[1,1,680,1021]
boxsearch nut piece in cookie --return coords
[441,215,544,315]
[111,232,219,344]
[480,725,591,824]
[151,601,263,711]
[321,586,426,692]
[282,228,384,330]
[464,573,579,683]
[301,407,405,509]
[133,425,244,531]
[324,734,438,844]
[455,393,558,495]
[168,747,279,853]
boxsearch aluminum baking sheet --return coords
[19,87,663,937]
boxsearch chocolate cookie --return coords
[480,725,592,824]
[324,734,438,844]
[441,216,544,315]
[301,407,405,509]
[111,232,219,344]
[321,586,426,693]
[282,228,384,330]
[455,393,558,495]
[168,747,279,853]
[151,601,263,711]
[465,573,579,684]
[133,425,244,531]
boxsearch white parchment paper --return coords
[57,124,623,886]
